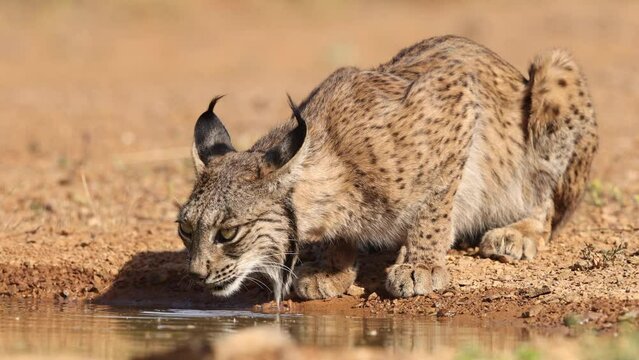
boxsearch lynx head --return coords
[177,96,306,302]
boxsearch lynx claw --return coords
[385,263,449,298]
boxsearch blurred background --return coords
[1,0,638,171]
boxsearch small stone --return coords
[525,285,551,298]
[87,217,102,227]
[618,310,639,322]
[60,289,70,299]
[346,285,366,298]
[482,290,502,302]
[586,312,604,322]
[563,295,575,304]
[443,291,454,298]
[563,313,586,327]
[522,304,543,318]
[499,274,513,281]
[495,255,514,264]
[436,309,454,317]
[557,269,573,280]
[367,292,379,301]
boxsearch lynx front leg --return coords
[479,200,554,262]
[293,241,357,300]
[386,198,453,298]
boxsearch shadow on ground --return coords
[93,250,269,308]
[93,246,403,309]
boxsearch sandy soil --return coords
[1,0,638,331]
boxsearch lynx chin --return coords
[177,35,597,303]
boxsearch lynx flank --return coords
[177,35,597,301]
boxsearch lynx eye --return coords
[178,221,193,240]
[217,227,238,243]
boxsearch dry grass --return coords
[571,242,628,271]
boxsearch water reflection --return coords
[285,315,531,353]
[0,300,531,359]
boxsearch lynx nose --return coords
[189,258,209,280]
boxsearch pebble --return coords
[525,285,552,298]
[563,313,586,327]
[586,312,604,322]
[346,285,365,298]
[522,304,543,318]
[618,310,638,322]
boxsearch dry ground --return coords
[1,0,638,331]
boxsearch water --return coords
[0,300,532,359]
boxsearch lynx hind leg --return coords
[293,241,357,300]
[527,49,598,227]
[480,201,553,262]
[482,52,597,263]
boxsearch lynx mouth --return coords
[206,274,244,297]
[208,278,234,291]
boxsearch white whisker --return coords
[245,275,273,293]
[260,260,298,279]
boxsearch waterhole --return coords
[0,300,533,359]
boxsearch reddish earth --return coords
[1,0,638,333]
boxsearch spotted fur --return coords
[178,35,597,300]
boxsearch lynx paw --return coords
[479,227,537,262]
[385,263,449,298]
[293,262,357,300]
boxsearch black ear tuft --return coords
[207,95,225,113]
[264,95,307,168]
[194,95,235,166]
[287,94,306,133]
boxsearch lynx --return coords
[177,35,597,302]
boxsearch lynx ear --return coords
[264,95,307,171]
[192,96,235,175]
